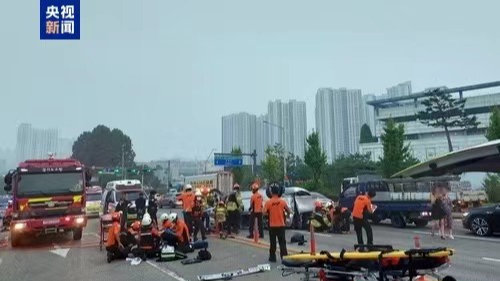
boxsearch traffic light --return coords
[142,169,152,173]
[127,169,140,175]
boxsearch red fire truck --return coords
[3,156,91,247]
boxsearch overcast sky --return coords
[1,0,499,161]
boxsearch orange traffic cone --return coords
[253,218,259,244]
[310,223,316,255]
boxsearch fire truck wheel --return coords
[73,227,83,241]
[10,232,21,248]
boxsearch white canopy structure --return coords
[391,140,500,178]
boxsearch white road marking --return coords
[50,243,70,258]
[482,257,500,263]
[146,260,189,281]
[413,231,498,242]
[0,258,3,265]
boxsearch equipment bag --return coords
[197,249,212,261]
[160,245,176,261]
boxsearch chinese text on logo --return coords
[40,0,80,40]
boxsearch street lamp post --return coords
[263,120,287,185]
[205,148,217,173]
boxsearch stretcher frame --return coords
[279,246,454,281]
[99,214,113,251]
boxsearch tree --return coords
[360,124,376,143]
[483,174,500,203]
[72,125,136,167]
[261,146,282,182]
[417,88,479,152]
[324,153,378,195]
[230,147,245,185]
[304,131,328,188]
[486,106,500,141]
[379,119,419,178]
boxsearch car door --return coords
[493,204,500,232]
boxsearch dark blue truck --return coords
[338,180,432,228]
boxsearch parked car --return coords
[158,193,179,208]
[462,203,500,236]
[310,192,331,205]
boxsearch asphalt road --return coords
[0,209,498,281]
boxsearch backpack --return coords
[160,245,176,261]
[197,249,212,261]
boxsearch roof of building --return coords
[367,81,500,107]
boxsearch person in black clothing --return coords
[148,190,159,226]
[115,193,130,230]
[135,192,146,220]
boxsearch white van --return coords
[101,180,148,220]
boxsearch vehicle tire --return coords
[391,214,407,228]
[10,232,21,248]
[414,219,428,228]
[470,216,492,237]
[73,227,83,241]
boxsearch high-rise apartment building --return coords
[16,123,59,162]
[266,100,307,159]
[315,88,363,162]
[387,81,412,98]
[221,112,257,165]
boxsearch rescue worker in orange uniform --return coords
[352,190,377,245]
[106,212,126,263]
[263,182,290,262]
[179,184,195,235]
[247,183,264,239]
[159,213,173,231]
[168,213,191,252]
[192,190,207,241]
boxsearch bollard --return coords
[253,218,259,243]
[414,236,421,249]
[310,223,316,255]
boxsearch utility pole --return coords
[205,148,216,173]
[141,164,145,185]
[167,160,171,188]
[121,144,126,180]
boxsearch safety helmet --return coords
[131,221,141,231]
[184,184,192,191]
[195,190,202,197]
[142,213,152,227]
[160,213,170,223]
[218,201,225,206]
[233,183,240,190]
[169,213,178,222]
[251,183,259,191]
[111,212,121,222]
[325,201,333,208]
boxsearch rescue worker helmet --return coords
[201,187,210,195]
[251,183,259,191]
[195,190,202,197]
[142,213,153,227]
[314,200,322,209]
[169,213,178,222]
[233,183,240,190]
[184,184,192,191]
[160,213,170,223]
[218,201,225,206]
[266,181,284,198]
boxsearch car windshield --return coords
[117,191,144,201]
[86,193,102,201]
[16,172,83,197]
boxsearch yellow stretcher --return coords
[279,245,456,281]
